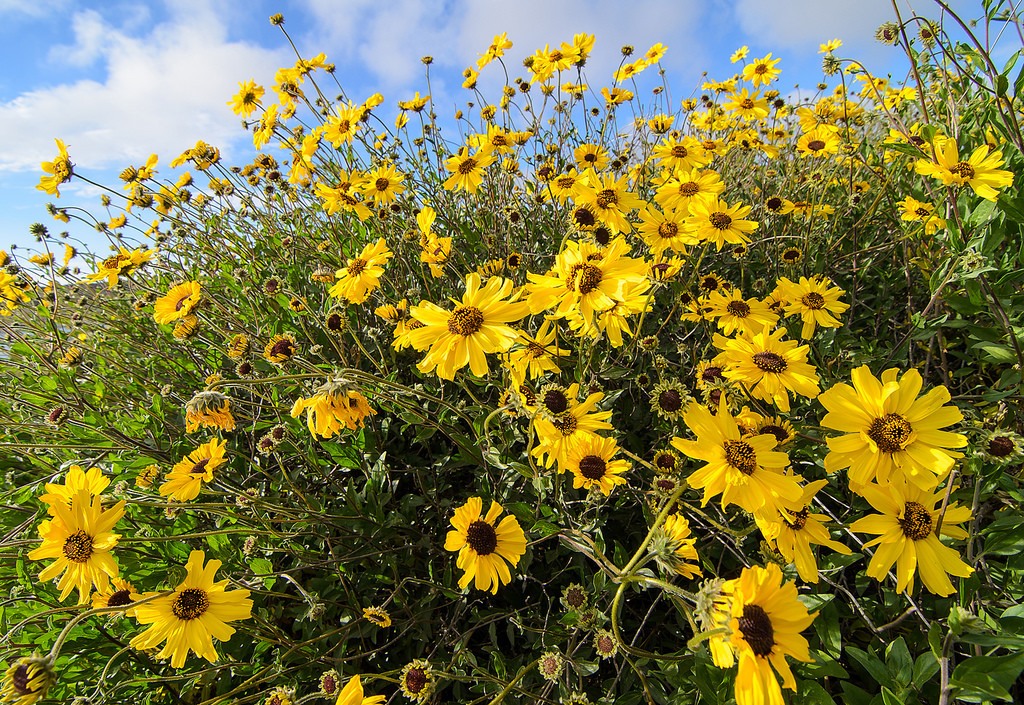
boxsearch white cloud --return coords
[0,0,290,173]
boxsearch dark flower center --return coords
[171,587,210,620]
[543,389,569,414]
[655,453,677,471]
[801,292,825,309]
[465,520,498,555]
[782,507,809,530]
[678,181,699,196]
[596,633,616,653]
[709,212,732,230]
[899,501,933,540]
[578,455,607,480]
[951,161,975,179]
[270,339,296,358]
[404,667,427,694]
[447,305,485,336]
[658,389,683,412]
[701,365,723,383]
[988,435,1015,457]
[107,589,133,607]
[658,222,679,238]
[726,300,751,317]
[740,98,755,110]
[63,530,94,563]
[723,440,757,475]
[458,157,478,174]
[807,139,826,151]
[191,458,211,475]
[738,604,775,657]
[564,586,587,607]
[759,425,790,444]
[569,263,604,294]
[671,145,689,158]
[374,177,390,191]
[347,257,368,276]
[553,414,579,436]
[596,189,618,208]
[867,413,913,453]
[766,197,783,211]
[752,351,788,373]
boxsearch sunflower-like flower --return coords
[773,276,849,339]
[443,146,497,193]
[263,333,298,364]
[184,390,236,433]
[362,606,391,627]
[28,489,126,604]
[712,326,820,412]
[754,480,851,583]
[159,438,228,501]
[525,237,648,327]
[575,172,645,234]
[915,135,1014,201]
[742,53,782,87]
[1,655,54,705]
[39,465,109,513]
[85,247,155,288]
[407,273,529,380]
[702,289,779,337]
[398,660,435,702]
[444,497,527,594]
[711,564,817,705]
[91,576,141,615]
[328,238,393,304]
[290,380,376,439]
[532,384,614,470]
[684,197,758,250]
[671,403,802,515]
[130,550,252,668]
[850,479,973,595]
[564,434,630,496]
[37,138,73,196]
[650,513,702,579]
[502,319,569,390]
[154,281,201,325]
[817,366,966,491]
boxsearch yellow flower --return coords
[1,655,53,705]
[85,247,155,288]
[819,38,843,53]
[39,465,109,514]
[653,514,702,579]
[228,79,264,117]
[322,102,365,147]
[362,163,406,205]
[915,135,1014,201]
[184,390,236,433]
[398,660,434,702]
[702,289,779,337]
[850,479,972,595]
[0,271,30,316]
[773,276,849,339]
[443,146,497,194]
[160,438,228,502]
[444,497,527,594]
[671,403,802,515]
[130,550,252,668]
[724,88,769,120]
[565,434,630,496]
[730,46,749,63]
[575,172,644,234]
[154,281,201,325]
[741,54,781,87]
[37,138,73,196]
[711,564,817,705]
[362,606,391,627]
[754,480,851,583]
[91,576,141,615]
[573,143,609,171]
[407,273,529,380]
[897,195,946,234]
[334,675,386,705]
[502,319,569,390]
[28,490,125,604]
[796,126,841,158]
[712,326,821,412]
[291,381,376,438]
[532,384,614,470]
[637,204,698,257]
[817,366,966,490]
[328,238,393,304]
[684,198,758,250]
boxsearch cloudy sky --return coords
[0,0,979,256]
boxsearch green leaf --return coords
[885,637,913,688]
[847,646,894,689]
[951,653,1024,702]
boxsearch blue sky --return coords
[0,0,980,258]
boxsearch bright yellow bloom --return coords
[573,143,609,171]
[817,366,966,491]
[655,514,702,578]
[731,46,749,63]
[502,319,568,390]
[850,479,972,595]
[532,384,614,470]
[796,126,841,158]
[91,576,141,615]
[130,550,252,668]
[898,195,946,234]
[651,136,710,172]
[0,271,30,316]
[444,498,527,594]
[154,281,201,325]
[671,403,802,514]
[684,198,758,250]
[407,273,529,380]
[28,490,125,604]
[742,54,781,87]
[477,32,513,69]
[711,564,817,705]
[291,381,376,438]
[39,465,109,514]
[754,480,851,583]
[322,102,365,147]
[228,79,264,117]
[565,434,630,496]
[712,326,821,412]
[37,138,73,196]
[443,146,497,194]
[724,88,769,120]
[702,289,779,337]
[637,205,697,257]
[915,135,1014,201]
[160,438,228,502]
[362,163,405,205]
[329,238,393,304]
[1,655,53,705]
[85,247,154,288]
[774,276,849,339]
[335,675,386,705]
[184,390,236,433]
